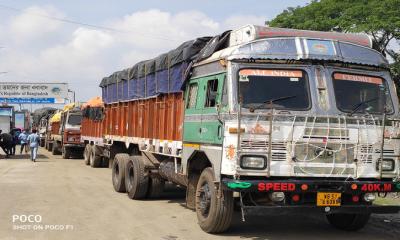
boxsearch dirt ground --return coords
[0,148,399,240]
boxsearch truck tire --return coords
[147,176,165,198]
[112,153,129,193]
[52,142,60,155]
[40,139,45,148]
[89,145,102,168]
[62,146,71,159]
[125,156,149,199]
[84,145,91,165]
[195,167,234,233]
[326,213,371,231]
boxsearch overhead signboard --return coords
[0,82,68,104]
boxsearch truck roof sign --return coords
[333,73,383,85]
[239,69,303,78]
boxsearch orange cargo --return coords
[82,93,184,141]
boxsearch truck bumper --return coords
[222,178,400,215]
[243,205,400,215]
[63,144,85,149]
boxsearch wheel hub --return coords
[198,183,211,217]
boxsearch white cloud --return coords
[9,6,64,40]
[0,6,266,102]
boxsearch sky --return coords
[0,0,311,102]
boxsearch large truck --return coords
[45,103,84,159]
[32,107,57,147]
[0,106,13,133]
[81,25,400,233]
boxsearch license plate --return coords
[317,192,341,206]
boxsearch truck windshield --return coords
[238,69,310,110]
[332,73,393,114]
[68,114,82,125]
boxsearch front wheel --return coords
[195,167,234,233]
[326,213,371,231]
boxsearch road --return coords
[0,149,399,240]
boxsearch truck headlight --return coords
[240,155,266,169]
[376,159,395,171]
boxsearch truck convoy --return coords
[45,103,84,159]
[81,25,400,233]
[32,107,57,147]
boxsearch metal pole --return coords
[68,89,76,103]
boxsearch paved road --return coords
[0,149,399,240]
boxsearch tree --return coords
[268,0,400,83]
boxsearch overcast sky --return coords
[0,0,310,102]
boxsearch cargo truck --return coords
[0,106,14,133]
[32,107,57,147]
[46,103,84,159]
[81,25,400,233]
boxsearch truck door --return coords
[199,74,225,144]
[183,79,202,143]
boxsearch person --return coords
[10,132,18,155]
[18,130,28,154]
[27,129,40,162]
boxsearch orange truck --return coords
[45,103,84,159]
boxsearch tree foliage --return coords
[268,0,400,82]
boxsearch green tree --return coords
[268,0,400,83]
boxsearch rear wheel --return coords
[40,139,45,148]
[52,142,60,155]
[147,176,165,198]
[83,145,91,165]
[112,154,129,193]
[195,167,234,233]
[125,156,149,199]
[62,147,71,159]
[326,213,371,231]
[89,145,102,168]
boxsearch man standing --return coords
[18,130,28,154]
[27,129,40,162]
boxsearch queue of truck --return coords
[33,25,400,233]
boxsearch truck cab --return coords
[59,110,84,158]
[181,25,400,232]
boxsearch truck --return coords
[0,106,13,133]
[32,107,57,147]
[45,103,84,159]
[81,25,400,233]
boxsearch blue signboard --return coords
[0,98,57,104]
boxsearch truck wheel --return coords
[52,142,60,155]
[83,145,91,165]
[40,139,45,148]
[195,167,234,233]
[125,156,149,199]
[147,176,165,198]
[89,145,102,168]
[112,154,129,193]
[326,213,371,231]
[62,147,71,159]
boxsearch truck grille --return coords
[358,145,373,164]
[240,139,287,161]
